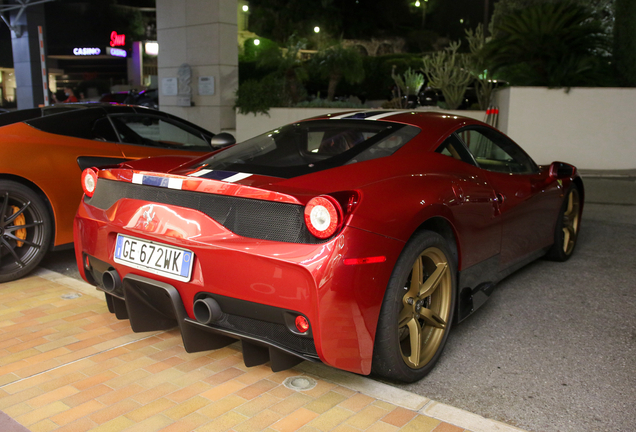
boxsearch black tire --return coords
[372,230,456,383]
[0,181,52,283]
[545,185,581,262]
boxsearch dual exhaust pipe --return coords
[102,268,224,325]
[193,297,225,324]
[102,269,122,293]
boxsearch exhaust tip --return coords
[102,269,121,293]
[193,297,224,325]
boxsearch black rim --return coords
[0,191,46,276]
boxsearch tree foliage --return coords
[254,37,309,105]
[482,1,610,86]
[248,0,433,45]
[311,44,365,101]
[614,0,636,86]
[490,0,614,39]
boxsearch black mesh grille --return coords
[86,178,324,244]
[211,315,317,356]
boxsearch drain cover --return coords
[61,293,82,299]
[283,376,317,391]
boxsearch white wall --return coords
[234,90,636,171]
[496,87,636,170]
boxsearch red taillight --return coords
[304,196,342,239]
[81,168,98,197]
[295,315,310,333]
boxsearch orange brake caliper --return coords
[10,206,27,247]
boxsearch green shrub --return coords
[234,74,285,116]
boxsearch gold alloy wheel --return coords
[398,246,452,369]
[562,188,580,255]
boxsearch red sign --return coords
[110,31,126,47]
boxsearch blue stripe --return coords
[142,176,170,187]
[197,170,239,181]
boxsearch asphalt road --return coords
[388,177,636,432]
[39,177,636,432]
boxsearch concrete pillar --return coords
[128,41,143,88]
[156,0,238,133]
[9,4,47,109]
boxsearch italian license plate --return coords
[114,234,194,282]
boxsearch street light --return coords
[242,5,249,12]
[314,26,320,33]
[254,39,260,46]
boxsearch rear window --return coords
[0,108,43,126]
[196,120,420,178]
[26,107,110,140]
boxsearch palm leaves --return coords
[483,1,609,86]
[311,44,365,101]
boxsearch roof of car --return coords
[0,103,163,128]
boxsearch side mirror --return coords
[210,132,236,148]
[549,161,575,179]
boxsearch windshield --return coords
[194,120,420,178]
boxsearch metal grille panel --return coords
[86,179,323,244]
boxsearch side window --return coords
[435,134,476,166]
[109,115,211,150]
[457,128,537,174]
[91,118,119,142]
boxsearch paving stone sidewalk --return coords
[0,269,526,432]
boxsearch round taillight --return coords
[81,168,98,197]
[295,315,310,333]
[304,196,342,239]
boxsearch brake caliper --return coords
[10,206,26,247]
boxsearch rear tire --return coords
[545,185,581,262]
[0,181,52,283]
[372,231,456,383]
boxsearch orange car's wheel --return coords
[0,181,51,283]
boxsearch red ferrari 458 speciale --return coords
[74,110,583,382]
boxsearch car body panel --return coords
[0,105,221,248]
[73,110,583,375]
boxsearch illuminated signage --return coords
[73,47,101,56]
[106,47,127,58]
[145,41,159,56]
[110,31,126,47]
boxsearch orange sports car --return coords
[0,104,234,282]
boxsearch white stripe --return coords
[188,169,212,177]
[168,178,183,189]
[365,111,408,120]
[132,173,143,184]
[223,173,252,183]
